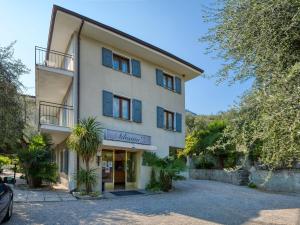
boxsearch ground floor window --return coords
[127,152,137,183]
[102,150,113,183]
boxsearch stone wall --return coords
[189,168,249,186]
[249,167,300,193]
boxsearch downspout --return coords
[76,20,84,178]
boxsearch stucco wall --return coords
[249,167,300,193]
[189,169,250,186]
[79,35,186,157]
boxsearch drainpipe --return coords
[76,20,84,181]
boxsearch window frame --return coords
[164,110,174,130]
[162,73,174,91]
[113,95,131,121]
[112,53,130,74]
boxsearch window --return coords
[113,54,130,73]
[163,73,174,90]
[113,96,130,120]
[164,110,174,130]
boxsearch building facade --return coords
[35,5,203,192]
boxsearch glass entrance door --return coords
[114,150,126,189]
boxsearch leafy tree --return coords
[202,0,300,169]
[67,117,103,193]
[143,152,186,192]
[0,42,29,153]
[0,155,11,172]
[18,134,58,187]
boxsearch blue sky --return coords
[0,0,252,115]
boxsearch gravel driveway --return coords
[8,180,300,225]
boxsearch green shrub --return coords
[143,152,186,192]
[74,168,97,192]
[0,155,11,172]
[146,169,161,192]
[18,134,58,187]
[248,182,257,189]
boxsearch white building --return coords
[35,5,203,192]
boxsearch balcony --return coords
[35,46,74,72]
[39,101,74,144]
[35,47,74,105]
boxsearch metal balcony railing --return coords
[35,46,74,72]
[39,101,74,128]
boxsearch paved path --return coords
[8,180,300,225]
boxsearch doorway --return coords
[114,150,126,189]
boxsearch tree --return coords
[67,117,103,193]
[18,134,58,187]
[0,42,29,153]
[202,0,300,169]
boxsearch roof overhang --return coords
[48,5,204,81]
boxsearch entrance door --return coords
[114,150,126,189]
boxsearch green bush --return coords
[248,182,257,189]
[146,169,161,192]
[143,152,186,192]
[74,168,97,192]
[0,155,11,172]
[194,156,215,169]
[18,134,58,187]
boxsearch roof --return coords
[47,5,204,74]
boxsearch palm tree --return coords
[67,117,103,193]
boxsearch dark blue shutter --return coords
[156,69,163,86]
[102,47,112,68]
[131,59,141,78]
[132,99,142,123]
[102,90,113,117]
[175,113,182,132]
[157,106,164,128]
[175,77,182,94]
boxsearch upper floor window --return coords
[113,95,130,120]
[113,54,130,74]
[163,73,174,91]
[156,69,181,94]
[164,110,174,130]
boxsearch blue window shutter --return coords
[157,106,164,128]
[175,77,182,94]
[131,59,141,78]
[102,47,112,68]
[156,69,163,86]
[175,113,182,132]
[132,99,142,123]
[102,90,113,117]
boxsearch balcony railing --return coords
[39,101,74,128]
[35,46,74,72]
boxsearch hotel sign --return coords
[104,129,151,145]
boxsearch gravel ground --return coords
[8,180,300,225]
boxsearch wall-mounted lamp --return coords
[96,151,101,167]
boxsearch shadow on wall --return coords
[9,180,300,225]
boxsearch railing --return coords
[39,101,74,128]
[35,46,74,72]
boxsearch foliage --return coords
[67,117,103,193]
[146,169,161,192]
[0,155,11,171]
[248,182,257,189]
[0,42,29,153]
[202,0,300,169]
[182,119,239,169]
[74,168,97,192]
[143,152,186,192]
[18,134,58,187]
